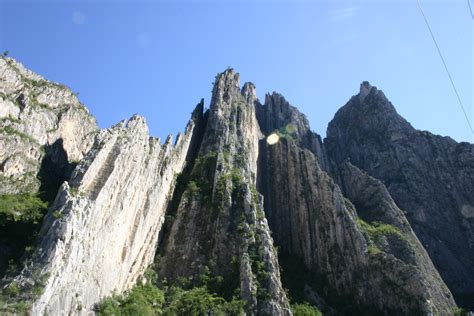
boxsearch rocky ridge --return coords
[9,114,198,314]
[0,57,97,195]
[257,117,455,314]
[326,82,474,308]
[0,59,471,315]
[158,70,291,315]
[0,57,97,281]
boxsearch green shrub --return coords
[357,218,407,255]
[454,308,468,316]
[187,181,200,195]
[0,193,48,224]
[97,279,245,316]
[96,296,121,315]
[163,286,244,316]
[291,302,322,316]
[5,282,20,297]
[15,301,28,315]
[0,126,36,143]
[97,284,164,316]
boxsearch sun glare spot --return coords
[267,133,280,145]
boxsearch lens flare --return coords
[285,124,296,134]
[266,133,280,145]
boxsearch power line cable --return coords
[468,0,474,19]
[416,0,474,135]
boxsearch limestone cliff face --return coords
[0,57,97,195]
[9,114,197,314]
[258,118,456,314]
[0,56,98,283]
[158,70,291,315]
[0,60,469,314]
[326,82,474,308]
[256,93,330,171]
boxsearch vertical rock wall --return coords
[158,70,291,315]
[326,82,474,307]
[11,114,198,314]
[258,97,457,314]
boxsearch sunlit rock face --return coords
[158,70,292,315]
[0,56,98,282]
[325,82,474,308]
[0,57,97,195]
[21,114,197,314]
[0,60,468,314]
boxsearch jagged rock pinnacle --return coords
[359,81,373,102]
[242,82,257,104]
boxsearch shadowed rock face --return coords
[257,107,457,314]
[325,82,474,308]
[0,60,467,314]
[256,93,330,171]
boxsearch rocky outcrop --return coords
[326,82,474,308]
[0,56,97,195]
[0,56,98,282]
[256,92,330,171]
[256,91,458,314]
[258,134,456,314]
[158,70,291,315]
[5,113,198,314]
[338,161,456,313]
[0,60,469,314]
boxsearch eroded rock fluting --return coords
[325,82,474,308]
[256,95,457,314]
[157,70,291,315]
[0,60,469,314]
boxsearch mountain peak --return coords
[241,81,257,103]
[359,81,373,102]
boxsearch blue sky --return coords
[1,0,472,142]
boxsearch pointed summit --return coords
[241,82,257,104]
[210,68,241,108]
[359,81,373,102]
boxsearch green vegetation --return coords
[0,193,48,224]
[187,151,217,201]
[188,180,200,195]
[271,123,297,142]
[4,282,20,297]
[454,308,469,316]
[357,218,407,255]
[96,267,245,316]
[69,187,79,196]
[0,192,49,279]
[52,210,64,219]
[291,302,323,316]
[0,116,21,124]
[0,125,37,143]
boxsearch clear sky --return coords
[1,0,472,143]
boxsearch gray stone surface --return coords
[0,56,97,194]
[158,69,291,315]
[326,82,474,308]
[13,114,196,314]
[0,60,469,314]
